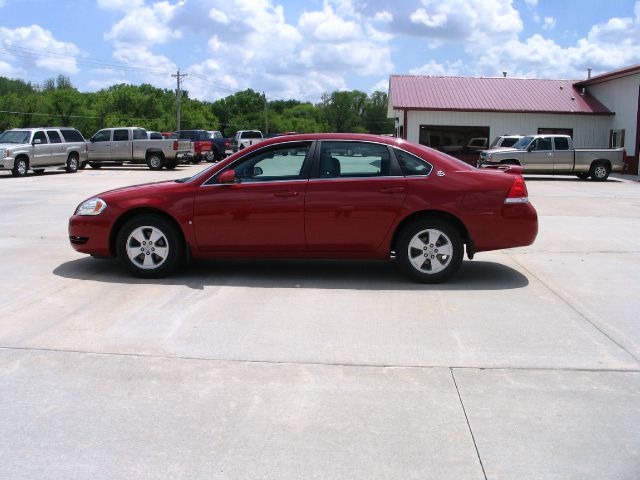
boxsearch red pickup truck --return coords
[175,130,213,163]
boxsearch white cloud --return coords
[524,0,538,6]
[105,1,182,47]
[542,17,556,30]
[0,25,80,74]
[97,0,143,10]
[409,59,465,76]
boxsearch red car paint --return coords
[69,133,537,262]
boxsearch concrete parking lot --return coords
[0,165,639,479]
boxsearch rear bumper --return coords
[472,201,538,252]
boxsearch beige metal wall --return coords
[403,110,613,149]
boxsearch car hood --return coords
[0,142,30,150]
[97,179,188,201]
[481,147,522,155]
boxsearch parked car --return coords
[147,131,164,140]
[489,135,523,149]
[442,137,488,154]
[86,127,191,170]
[0,127,87,177]
[175,129,213,163]
[68,133,538,283]
[231,130,263,152]
[478,134,625,181]
[207,130,229,161]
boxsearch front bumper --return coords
[68,215,113,257]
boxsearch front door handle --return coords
[273,191,299,198]
[379,187,405,194]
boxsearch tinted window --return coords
[216,142,311,184]
[33,131,48,144]
[60,129,84,142]
[132,129,147,140]
[241,131,262,139]
[394,149,433,176]
[554,137,570,151]
[93,130,111,142]
[113,129,129,141]
[318,142,390,178]
[0,131,30,143]
[149,132,163,139]
[46,130,62,144]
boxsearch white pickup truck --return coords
[478,134,625,181]
[86,127,191,170]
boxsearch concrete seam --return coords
[450,367,488,480]
[3,345,639,374]
[509,254,640,365]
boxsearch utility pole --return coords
[172,69,187,131]
[263,91,268,134]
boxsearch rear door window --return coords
[113,129,129,141]
[554,137,570,151]
[46,130,62,144]
[317,142,391,178]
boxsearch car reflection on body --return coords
[68,133,537,283]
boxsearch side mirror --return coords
[33,138,42,145]
[218,170,237,184]
[90,137,95,143]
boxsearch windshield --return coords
[512,136,534,149]
[0,130,31,144]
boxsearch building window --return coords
[538,128,573,137]
[419,125,490,155]
[609,130,625,148]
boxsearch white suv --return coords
[231,130,263,152]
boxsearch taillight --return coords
[173,140,178,150]
[505,176,529,204]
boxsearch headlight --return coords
[0,149,7,158]
[485,153,492,160]
[75,198,107,216]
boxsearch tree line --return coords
[0,75,394,138]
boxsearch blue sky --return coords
[1,0,639,101]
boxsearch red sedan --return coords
[69,134,537,283]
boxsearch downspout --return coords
[403,109,408,140]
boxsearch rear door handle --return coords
[379,187,405,194]
[273,191,299,198]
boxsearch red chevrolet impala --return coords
[69,134,537,283]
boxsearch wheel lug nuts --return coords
[431,255,435,259]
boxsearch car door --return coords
[553,136,573,172]
[193,141,313,252]
[31,130,52,167]
[304,141,407,252]
[523,137,553,172]
[88,130,111,160]
[45,130,65,165]
[111,129,131,161]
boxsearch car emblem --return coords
[436,170,446,177]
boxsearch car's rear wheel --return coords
[12,157,28,177]
[66,153,79,173]
[147,152,165,170]
[589,161,610,181]
[116,215,183,278]
[397,219,463,283]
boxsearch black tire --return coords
[79,161,88,170]
[165,160,178,170]
[576,172,589,180]
[589,161,610,182]
[116,214,183,278]
[147,152,165,170]
[396,219,464,283]
[89,162,102,169]
[12,157,29,177]
[66,153,79,173]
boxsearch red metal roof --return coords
[389,75,612,115]
[574,63,640,87]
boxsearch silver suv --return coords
[0,127,87,177]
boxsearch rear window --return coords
[554,137,570,151]
[241,131,262,139]
[60,129,84,142]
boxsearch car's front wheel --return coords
[116,215,183,278]
[396,219,464,283]
[12,157,29,177]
